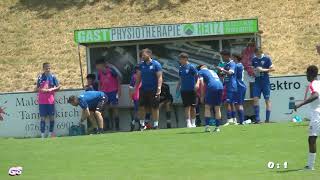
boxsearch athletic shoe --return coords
[223,122,230,127]
[41,133,45,139]
[212,127,220,132]
[140,125,147,131]
[48,132,55,138]
[130,121,135,131]
[304,166,315,170]
[187,123,192,128]
[204,126,211,132]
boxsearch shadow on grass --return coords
[289,124,308,127]
[276,168,304,173]
[176,131,208,135]
[9,0,100,19]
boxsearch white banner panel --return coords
[261,75,315,122]
[0,90,84,138]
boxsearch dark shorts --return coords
[139,90,160,108]
[253,82,270,100]
[235,87,247,105]
[39,104,55,117]
[89,96,107,112]
[205,89,223,106]
[181,90,197,107]
[225,91,237,104]
[104,91,119,105]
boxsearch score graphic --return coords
[267,161,288,169]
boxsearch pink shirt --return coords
[98,67,119,93]
[37,74,58,104]
[129,74,141,101]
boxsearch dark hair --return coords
[86,74,96,80]
[67,96,77,103]
[95,58,105,65]
[307,65,318,78]
[140,48,152,56]
[179,52,189,59]
[233,53,242,61]
[42,62,50,68]
[220,49,231,56]
[197,64,205,71]
[255,48,263,53]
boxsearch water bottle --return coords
[289,97,295,109]
[175,90,181,100]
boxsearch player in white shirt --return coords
[295,65,320,170]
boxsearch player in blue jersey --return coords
[176,52,198,128]
[233,54,247,125]
[197,65,223,132]
[134,48,163,130]
[252,48,275,123]
[68,91,107,134]
[217,50,238,125]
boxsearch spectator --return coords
[36,62,61,138]
[176,52,198,128]
[84,74,98,91]
[134,48,163,130]
[96,59,122,131]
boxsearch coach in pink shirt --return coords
[95,59,122,131]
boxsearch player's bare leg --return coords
[190,105,196,128]
[306,136,317,170]
[163,101,172,128]
[253,97,261,123]
[185,106,192,128]
[88,112,98,134]
[111,106,120,131]
[139,106,147,131]
[213,106,221,132]
[151,107,160,129]
[94,111,104,134]
[204,105,212,132]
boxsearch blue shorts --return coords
[253,81,270,100]
[225,91,237,104]
[104,91,119,105]
[235,87,247,105]
[205,89,223,106]
[39,104,55,117]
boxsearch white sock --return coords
[191,119,196,126]
[308,153,316,167]
[154,121,159,127]
[140,120,145,126]
[186,119,191,125]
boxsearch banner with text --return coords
[261,75,318,122]
[0,90,83,138]
[74,19,258,44]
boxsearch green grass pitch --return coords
[0,122,319,180]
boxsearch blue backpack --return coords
[69,124,86,136]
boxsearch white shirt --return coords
[308,80,320,113]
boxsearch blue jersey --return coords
[78,91,105,110]
[37,73,59,88]
[198,69,223,90]
[252,54,272,83]
[179,63,198,91]
[235,63,246,89]
[139,59,162,91]
[223,60,237,92]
